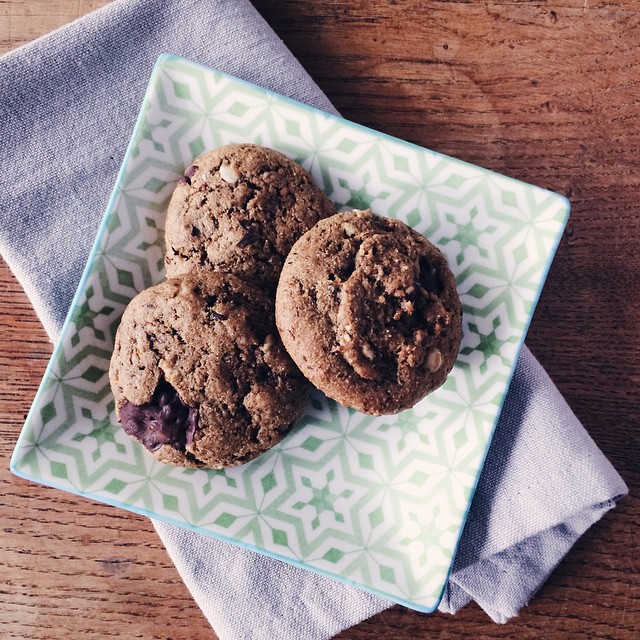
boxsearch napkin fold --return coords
[0,0,628,638]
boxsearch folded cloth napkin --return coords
[0,0,628,638]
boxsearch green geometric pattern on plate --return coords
[11,54,569,612]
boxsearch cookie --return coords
[275,209,462,415]
[164,143,336,291]
[109,272,310,468]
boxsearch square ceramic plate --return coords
[11,53,569,612]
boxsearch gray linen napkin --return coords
[0,0,628,638]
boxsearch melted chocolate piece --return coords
[179,164,199,186]
[120,380,198,452]
[418,256,443,294]
[237,219,262,248]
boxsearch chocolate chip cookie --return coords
[109,272,310,468]
[275,209,462,415]
[164,143,336,292]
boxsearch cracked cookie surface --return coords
[275,209,462,415]
[109,272,310,468]
[164,143,336,292]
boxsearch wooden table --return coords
[1,1,638,638]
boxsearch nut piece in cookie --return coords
[275,209,462,415]
[109,272,310,468]
[165,143,336,291]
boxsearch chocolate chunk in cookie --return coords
[109,272,310,468]
[119,380,198,453]
[164,144,336,291]
[275,209,462,415]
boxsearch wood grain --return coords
[1,1,639,639]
